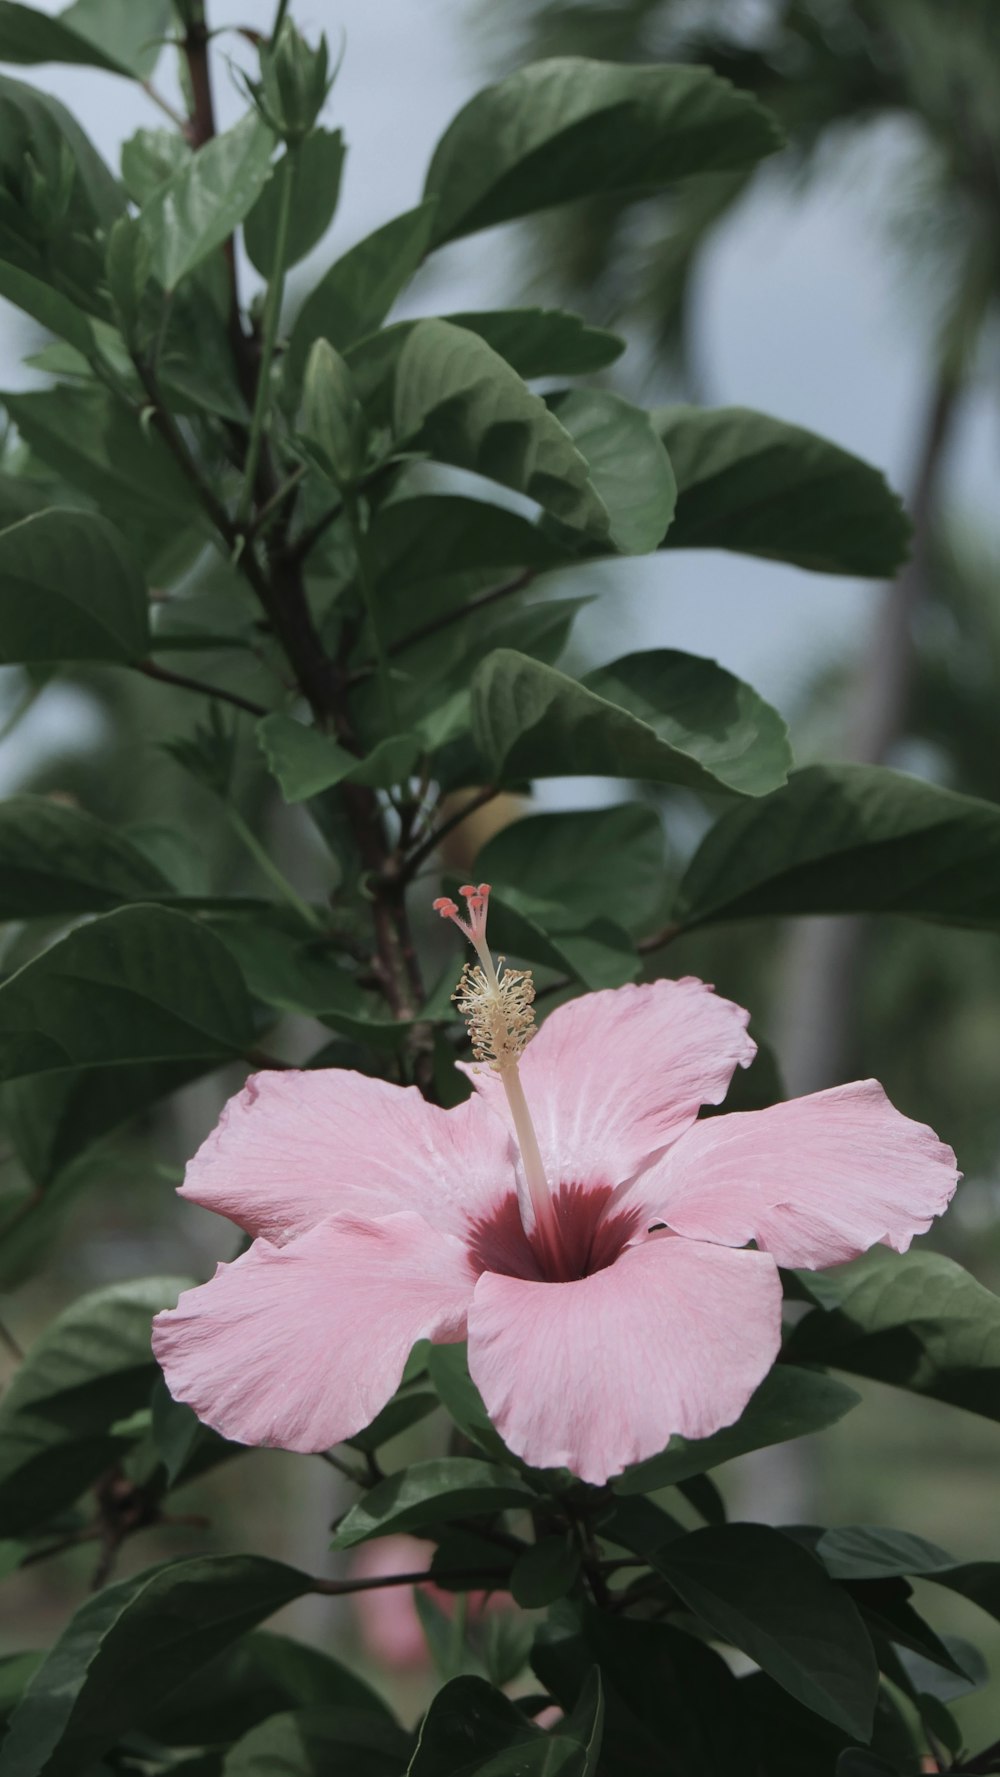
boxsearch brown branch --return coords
[137,659,268,718]
[394,570,537,657]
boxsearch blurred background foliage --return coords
[2,0,1000,1745]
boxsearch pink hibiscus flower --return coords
[152,885,958,1485]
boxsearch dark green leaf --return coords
[286,199,437,388]
[0,70,123,244]
[3,1057,206,1193]
[818,1528,1000,1650]
[2,385,201,565]
[615,1366,861,1493]
[0,905,255,1083]
[141,112,275,292]
[258,714,422,801]
[0,1653,42,1728]
[0,795,170,915]
[372,494,570,604]
[407,1676,563,1777]
[141,1628,393,1747]
[472,648,791,797]
[549,389,676,554]
[443,308,624,378]
[0,0,172,78]
[476,805,665,941]
[331,1458,533,1549]
[223,1706,411,1776]
[786,1246,1000,1424]
[657,1524,879,1738]
[536,1607,752,1777]
[298,336,367,486]
[244,127,344,277]
[427,1344,510,1461]
[0,1555,313,1777]
[818,1527,958,1583]
[346,1388,439,1455]
[0,257,98,353]
[424,59,782,245]
[0,509,150,664]
[0,1276,187,1534]
[677,763,1000,931]
[392,320,609,538]
[657,405,911,576]
[61,0,169,78]
[511,1538,581,1609]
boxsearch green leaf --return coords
[1,385,201,565]
[372,494,570,603]
[424,58,782,245]
[407,1676,586,1777]
[549,388,676,554]
[223,1707,412,1777]
[120,126,190,204]
[817,1530,1000,1662]
[475,806,665,940]
[472,648,791,798]
[140,1628,393,1747]
[258,714,422,801]
[818,1527,958,1582]
[443,308,624,378]
[298,336,367,487]
[331,1458,533,1549]
[0,69,123,237]
[0,0,170,78]
[677,763,1000,931]
[0,0,146,78]
[0,1653,43,1729]
[286,199,437,389]
[0,509,150,664]
[141,111,275,293]
[0,1555,314,1777]
[786,1246,1000,1425]
[614,1366,861,1493]
[0,1276,187,1535]
[511,1538,581,1609]
[426,1344,510,1461]
[392,319,609,537]
[0,795,170,918]
[0,258,97,354]
[0,905,255,1083]
[657,404,912,576]
[244,127,344,277]
[346,1388,439,1455]
[657,1524,879,1738]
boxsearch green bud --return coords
[298,338,367,489]
[249,22,332,147]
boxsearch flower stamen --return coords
[435,885,560,1263]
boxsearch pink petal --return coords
[647,1081,959,1269]
[152,1212,475,1452]
[462,979,755,1189]
[466,1235,782,1484]
[180,1068,515,1243]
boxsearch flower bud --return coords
[250,22,332,147]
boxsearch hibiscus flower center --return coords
[467,1183,645,1284]
[434,882,603,1281]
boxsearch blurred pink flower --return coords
[350,1536,440,1671]
[350,1534,511,1671]
[153,890,958,1485]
